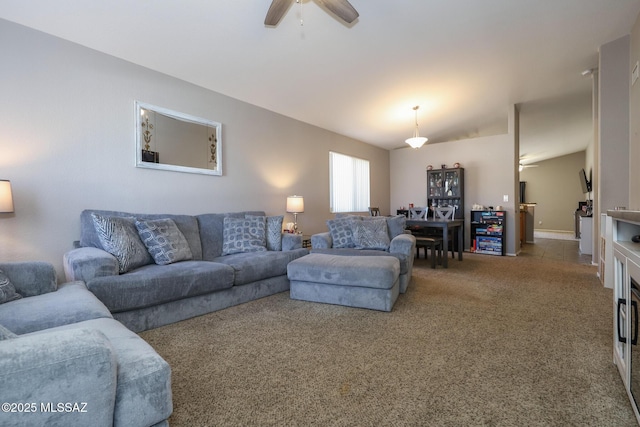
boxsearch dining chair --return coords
[434,206,456,220]
[409,206,427,219]
[368,207,380,216]
[434,206,456,258]
[414,234,442,268]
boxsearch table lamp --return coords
[0,180,14,213]
[286,195,304,234]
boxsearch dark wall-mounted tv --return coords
[579,168,592,193]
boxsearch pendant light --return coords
[405,105,428,149]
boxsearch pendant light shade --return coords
[405,106,428,149]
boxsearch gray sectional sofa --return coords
[64,210,308,332]
[0,261,172,427]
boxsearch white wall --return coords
[519,151,587,232]
[390,131,518,255]
[599,36,630,212]
[0,20,390,277]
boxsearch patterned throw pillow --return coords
[92,213,153,273]
[246,215,283,251]
[352,217,390,250]
[222,217,267,256]
[0,323,17,340]
[0,269,22,304]
[135,218,193,265]
[326,216,360,248]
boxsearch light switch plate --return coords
[503,195,509,202]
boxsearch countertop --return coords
[607,210,640,223]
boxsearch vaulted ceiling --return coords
[1,0,639,161]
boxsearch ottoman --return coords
[286,253,401,312]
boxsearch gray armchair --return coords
[310,215,415,293]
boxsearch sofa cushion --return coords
[0,269,22,304]
[222,216,267,255]
[135,218,193,265]
[86,261,235,313]
[352,217,390,250]
[197,211,265,260]
[1,327,118,427]
[326,216,360,248]
[213,248,309,286]
[311,248,409,276]
[29,318,172,427]
[0,281,113,335]
[92,213,153,273]
[80,210,203,261]
[287,253,400,289]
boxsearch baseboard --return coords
[534,230,577,241]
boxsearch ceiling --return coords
[1,0,639,160]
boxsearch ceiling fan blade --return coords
[265,0,293,26]
[316,0,359,24]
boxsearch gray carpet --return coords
[140,253,637,426]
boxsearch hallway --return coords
[519,238,594,265]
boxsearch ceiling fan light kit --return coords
[265,0,359,26]
[405,106,428,149]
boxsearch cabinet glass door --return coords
[444,170,460,197]
[428,171,443,197]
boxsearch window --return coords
[329,151,370,213]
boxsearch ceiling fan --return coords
[265,0,359,26]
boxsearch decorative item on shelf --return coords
[441,164,446,169]
[405,106,428,149]
[426,165,433,171]
[453,162,460,168]
[286,195,304,234]
[0,180,14,213]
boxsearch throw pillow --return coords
[135,218,193,265]
[91,213,153,273]
[326,216,360,248]
[0,269,22,304]
[386,215,407,240]
[246,215,283,251]
[0,323,17,340]
[352,217,390,250]
[222,216,267,256]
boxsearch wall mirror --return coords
[135,101,222,176]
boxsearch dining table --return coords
[405,218,464,268]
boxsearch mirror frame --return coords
[135,100,222,176]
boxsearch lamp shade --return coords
[286,195,304,213]
[0,180,14,213]
[405,136,428,149]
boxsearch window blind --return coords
[329,151,370,213]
